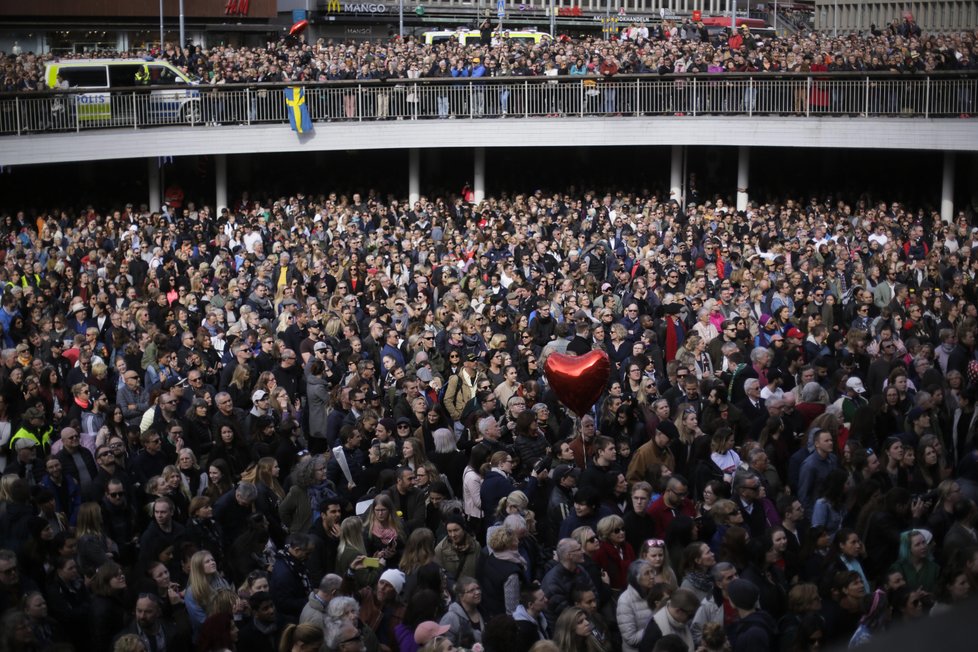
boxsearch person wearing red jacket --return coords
[645,476,696,537]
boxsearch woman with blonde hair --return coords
[480,526,525,618]
[400,527,443,599]
[565,524,609,607]
[592,514,635,591]
[671,404,706,479]
[242,457,286,500]
[177,448,208,497]
[76,501,119,573]
[553,606,604,652]
[278,623,324,652]
[363,494,406,566]
[160,464,191,520]
[495,490,529,524]
[113,634,147,652]
[703,497,746,555]
[184,549,233,637]
[336,515,382,590]
[269,386,299,424]
[227,364,252,410]
[638,538,677,587]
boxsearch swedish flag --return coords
[284,87,312,134]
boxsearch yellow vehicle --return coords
[422,29,552,47]
[44,58,200,123]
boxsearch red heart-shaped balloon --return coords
[544,349,611,418]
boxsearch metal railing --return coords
[1,73,976,136]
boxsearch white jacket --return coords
[616,584,653,652]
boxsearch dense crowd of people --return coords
[3,14,977,94]
[0,183,977,652]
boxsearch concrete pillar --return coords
[215,154,228,214]
[148,157,160,212]
[473,147,486,204]
[736,146,749,212]
[670,145,683,207]
[941,151,954,222]
[408,148,420,205]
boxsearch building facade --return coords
[813,0,978,33]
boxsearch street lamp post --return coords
[179,0,185,48]
[159,0,164,52]
[399,0,404,39]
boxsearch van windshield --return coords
[152,66,184,85]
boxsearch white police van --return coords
[45,59,201,125]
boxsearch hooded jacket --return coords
[726,609,778,652]
[439,600,483,648]
[512,603,549,652]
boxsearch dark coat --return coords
[727,610,778,652]
[90,593,128,652]
[480,470,515,523]
[269,552,311,619]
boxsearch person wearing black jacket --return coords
[100,479,139,565]
[138,497,185,566]
[305,496,342,584]
[45,556,91,650]
[385,467,427,534]
[237,591,288,652]
[184,496,224,565]
[578,436,621,499]
[56,427,99,496]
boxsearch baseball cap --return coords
[786,327,805,339]
[908,406,927,422]
[252,389,268,403]
[845,377,866,394]
[314,341,329,352]
[417,367,433,383]
[14,438,38,451]
[553,464,581,483]
[414,621,450,645]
